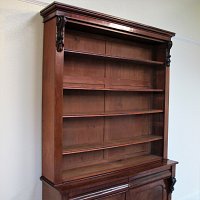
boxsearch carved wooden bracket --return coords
[169,177,176,193]
[56,16,66,52]
[166,41,173,67]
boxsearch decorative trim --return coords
[169,177,176,193]
[56,16,66,52]
[166,41,173,67]
[40,2,175,41]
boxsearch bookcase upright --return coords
[40,2,178,200]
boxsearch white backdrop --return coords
[0,0,200,199]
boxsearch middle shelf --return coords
[63,135,163,155]
[63,109,163,118]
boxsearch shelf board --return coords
[64,49,164,66]
[63,135,163,155]
[63,86,164,92]
[62,155,162,181]
[63,109,163,118]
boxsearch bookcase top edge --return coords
[40,1,175,40]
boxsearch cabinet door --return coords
[127,180,168,200]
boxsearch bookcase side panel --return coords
[42,18,56,182]
[42,16,64,183]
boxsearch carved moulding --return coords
[166,41,173,67]
[56,16,66,52]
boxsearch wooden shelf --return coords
[63,86,164,92]
[62,155,162,181]
[63,135,163,155]
[63,109,163,118]
[64,49,164,66]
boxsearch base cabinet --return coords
[42,167,176,200]
[43,180,171,200]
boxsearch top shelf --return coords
[64,49,164,66]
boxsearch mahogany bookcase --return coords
[40,2,178,200]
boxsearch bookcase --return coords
[40,2,178,200]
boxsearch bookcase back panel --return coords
[63,90,104,115]
[63,90,163,115]
[63,118,104,147]
[151,140,163,156]
[106,62,154,89]
[63,150,104,170]
[152,93,164,110]
[64,55,105,78]
[104,143,150,161]
[62,143,150,170]
[63,54,105,89]
[152,114,164,136]
[65,29,154,61]
[63,59,166,91]
[105,115,152,141]
[154,68,165,89]
[63,75,105,89]
[105,92,153,112]
[106,38,153,60]
[65,29,105,54]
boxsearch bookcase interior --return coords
[62,26,166,181]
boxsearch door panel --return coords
[127,180,168,200]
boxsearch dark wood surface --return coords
[40,2,177,200]
[42,159,177,200]
[42,17,56,182]
[127,179,168,200]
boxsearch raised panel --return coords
[127,180,168,200]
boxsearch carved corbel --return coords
[56,16,66,52]
[166,41,173,67]
[169,177,176,193]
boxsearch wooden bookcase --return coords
[40,2,178,200]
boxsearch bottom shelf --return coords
[62,154,162,181]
